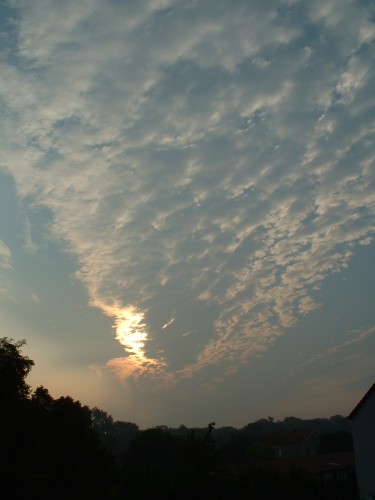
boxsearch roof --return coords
[348,382,375,420]
[227,452,355,476]
[258,452,355,474]
[260,429,317,447]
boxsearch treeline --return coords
[92,409,352,458]
[0,338,354,499]
[92,416,354,499]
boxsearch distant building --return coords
[348,382,375,500]
[227,452,357,499]
[259,429,320,458]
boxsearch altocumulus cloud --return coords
[1,0,374,381]
[0,240,12,270]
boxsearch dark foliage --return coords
[91,407,138,453]
[0,337,34,401]
[115,424,219,499]
[0,337,116,499]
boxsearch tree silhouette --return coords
[0,338,36,496]
[92,407,138,453]
[0,337,34,401]
[0,338,116,498]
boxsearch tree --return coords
[0,338,117,498]
[92,407,139,452]
[32,385,54,412]
[0,337,34,401]
[0,338,35,495]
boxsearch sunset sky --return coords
[0,0,374,428]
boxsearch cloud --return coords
[23,216,38,254]
[283,325,375,383]
[0,240,12,270]
[1,0,375,381]
[31,293,40,303]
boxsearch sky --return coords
[0,0,374,428]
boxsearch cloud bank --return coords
[1,0,374,381]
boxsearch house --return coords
[259,429,320,458]
[348,382,375,500]
[226,452,357,499]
